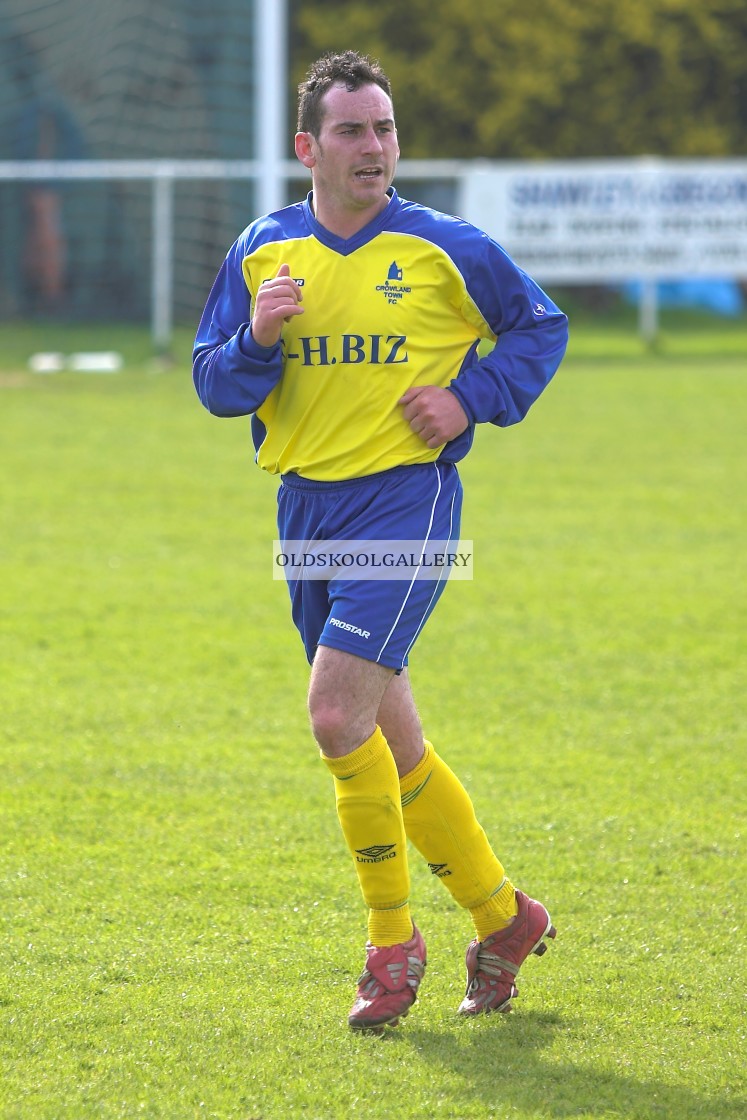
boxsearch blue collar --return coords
[302,188,399,255]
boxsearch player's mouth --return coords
[354,166,383,181]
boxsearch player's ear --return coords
[295,132,316,168]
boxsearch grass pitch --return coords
[1,314,745,1119]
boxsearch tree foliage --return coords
[290,0,747,159]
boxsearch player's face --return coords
[295,82,400,233]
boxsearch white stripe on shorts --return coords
[375,464,451,665]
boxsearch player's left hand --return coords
[399,386,469,449]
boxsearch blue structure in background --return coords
[623,278,745,316]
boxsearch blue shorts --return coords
[277,462,463,670]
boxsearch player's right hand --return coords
[250,263,304,347]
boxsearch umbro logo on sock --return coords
[428,862,452,878]
[356,844,397,863]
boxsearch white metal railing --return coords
[0,158,466,347]
[4,157,742,345]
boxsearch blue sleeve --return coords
[192,240,283,417]
[448,234,568,427]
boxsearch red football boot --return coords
[348,925,426,1032]
[458,891,556,1015]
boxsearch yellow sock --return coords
[469,878,519,940]
[400,740,518,939]
[322,727,412,947]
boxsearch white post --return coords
[152,170,174,351]
[639,277,659,344]
[255,0,288,218]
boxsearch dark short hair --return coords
[297,50,393,136]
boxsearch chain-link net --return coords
[0,0,261,325]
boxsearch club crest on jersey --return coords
[376,261,411,305]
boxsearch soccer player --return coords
[193,50,568,1032]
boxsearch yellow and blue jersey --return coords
[193,189,568,481]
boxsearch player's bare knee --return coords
[308,695,373,757]
[307,694,338,742]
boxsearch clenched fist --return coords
[251,263,304,347]
[399,385,469,448]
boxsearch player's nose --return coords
[360,125,384,155]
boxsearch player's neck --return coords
[310,192,390,240]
